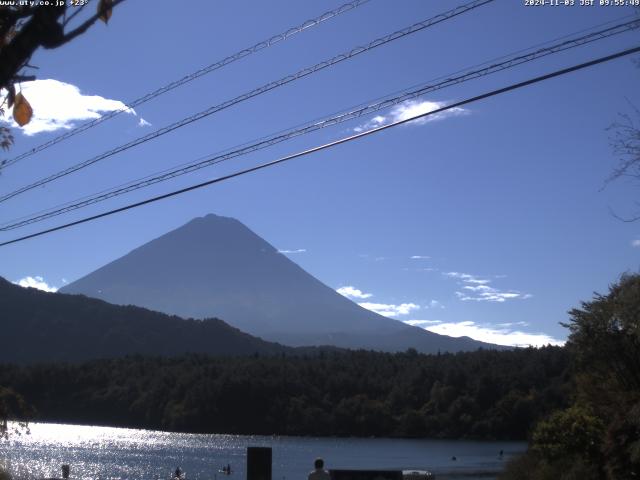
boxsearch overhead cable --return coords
[0,0,495,204]
[0,0,373,170]
[1,44,638,247]
[2,17,638,231]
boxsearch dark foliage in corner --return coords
[500,274,640,479]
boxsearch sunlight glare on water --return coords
[0,423,525,480]
[1,423,247,480]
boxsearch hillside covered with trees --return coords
[0,276,289,363]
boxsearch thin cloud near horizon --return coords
[13,276,58,293]
[444,271,532,303]
[278,248,307,254]
[337,286,372,299]
[337,285,419,317]
[338,282,556,346]
[358,301,420,317]
[405,319,565,348]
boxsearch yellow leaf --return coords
[13,92,33,127]
[98,0,113,24]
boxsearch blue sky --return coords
[1,0,639,346]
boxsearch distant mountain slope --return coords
[0,277,288,363]
[61,214,498,353]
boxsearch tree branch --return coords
[0,5,66,89]
[52,0,127,48]
[0,0,126,88]
[62,3,88,28]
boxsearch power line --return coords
[0,0,373,170]
[1,44,638,248]
[2,17,638,231]
[0,0,495,204]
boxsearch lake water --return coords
[0,423,525,480]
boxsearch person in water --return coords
[175,467,182,479]
[308,458,330,480]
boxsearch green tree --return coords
[564,273,640,395]
[0,385,32,439]
[531,405,604,464]
[565,275,640,477]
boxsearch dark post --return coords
[246,447,271,480]
[61,465,70,479]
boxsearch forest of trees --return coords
[0,346,569,440]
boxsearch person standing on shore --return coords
[308,458,330,480]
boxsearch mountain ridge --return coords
[0,276,291,363]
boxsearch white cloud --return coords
[1,79,135,135]
[462,284,493,292]
[455,289,530,303]
[138,118,151,127]
[337,285,421,318]
[404,319,564,347]
[278,248,307,254]
[444,271,491,284]
[466,278,492,285]
[427,299,444,309]
[632,239,640,247]
[337,286,373,299]
[410,255,430,260]
[444,271,531,303]
[495,321,529,327]
[353,99,466,133]
[359,302,420,317]
[404,319,443,327]
[13,276,58,293]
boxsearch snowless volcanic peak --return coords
[61,214,498,353]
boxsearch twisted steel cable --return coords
[1,44,639,247]
[0,19,640,231]
[1,17,638,231]
[0,0,372,169]
[0,0,496,204]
